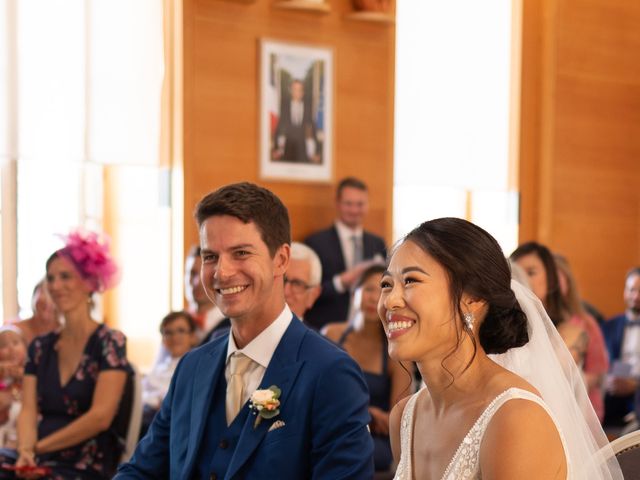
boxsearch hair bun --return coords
[479,299,529,354]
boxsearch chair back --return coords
[111,363,143,463]
[610,429,640,478]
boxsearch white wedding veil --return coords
[489,280,623,480]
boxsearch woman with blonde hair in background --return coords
[12,281,59,346]
[554,253,609,422]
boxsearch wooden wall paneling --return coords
[182,0,396,254]
[519,0,640,316]
[518,0,544,242]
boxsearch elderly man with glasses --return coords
[284,242,322,323]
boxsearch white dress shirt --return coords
[333,220,364,294]
[142,356,181,409]
[621,311,640,377]
[225,305,293,406]
[290,100,304,125]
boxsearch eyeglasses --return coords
[161,328,191,338]
[284,276,313,294]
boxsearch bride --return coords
[380,218,622,480]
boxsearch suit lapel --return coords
[362,232,373,259]
[181,341,227,478]
[225,318,306,479]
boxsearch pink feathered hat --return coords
[56,229,121,293]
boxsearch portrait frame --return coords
[259,38,333,183]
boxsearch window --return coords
[1,0,173,370]
[394,1,520,252]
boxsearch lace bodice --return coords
[393,387,569,480]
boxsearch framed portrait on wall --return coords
[259,39,333,182]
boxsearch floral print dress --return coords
[0,324,130,479]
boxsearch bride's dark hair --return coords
[404,217,528,356]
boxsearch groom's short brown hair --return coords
[194,182,291,257]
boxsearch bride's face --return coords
[378,240,460,363]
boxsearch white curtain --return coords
[394,0,519,252]
[1,0,166,333]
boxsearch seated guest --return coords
[184,245,226,341]
[140,311,197,438]
[13,280,59,345]
[555,253,609,422]
[323,264,406,472]
[305,177,386,330]
[284,242,322,322]
[0,326,28,449]
[601,267,640,428]
[0,230,130,479]
[511,242,589,366]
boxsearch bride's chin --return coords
[387,346,411,363]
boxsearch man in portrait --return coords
[272,79,319,164]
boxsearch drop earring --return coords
[464,311,474,331]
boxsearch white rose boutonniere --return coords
[249,385,281,429]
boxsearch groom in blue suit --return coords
[116,182,374,479]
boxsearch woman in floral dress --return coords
[0,230,130,479]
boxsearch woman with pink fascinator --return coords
[0,230,131,479]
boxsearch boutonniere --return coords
[249,385,281,429]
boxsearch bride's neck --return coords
[418,348,493,413]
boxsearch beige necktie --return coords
[352,234,363,265]
[226,353,253,425]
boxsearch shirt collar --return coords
[226,305,293,368]
[335,220,363,239]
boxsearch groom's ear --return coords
[273,243,290,276]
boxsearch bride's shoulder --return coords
[489,363,541,398]
[479,388,567,479]
[389,390,420,464]
[390,392,414,426]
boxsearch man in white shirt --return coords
[305,177,386,330]
[117,182,373,479]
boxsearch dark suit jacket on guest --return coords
[115,316,374,479]
[601,313,636,425]
[602,313,630,363]
[305,226,386,331]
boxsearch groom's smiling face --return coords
[199,214,289,329]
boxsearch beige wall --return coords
[519,0,640,316]
[182,0,395,251]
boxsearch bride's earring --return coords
[463,312,474,331]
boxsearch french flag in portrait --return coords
[269,54,280,136]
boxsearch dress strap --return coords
[337,325,354,346]
[393,389,423,479]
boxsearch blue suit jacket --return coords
[115,317,374,479]
[305,226,386,330]
[601,313,629,362]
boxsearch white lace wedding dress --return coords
[393,387,570,480]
